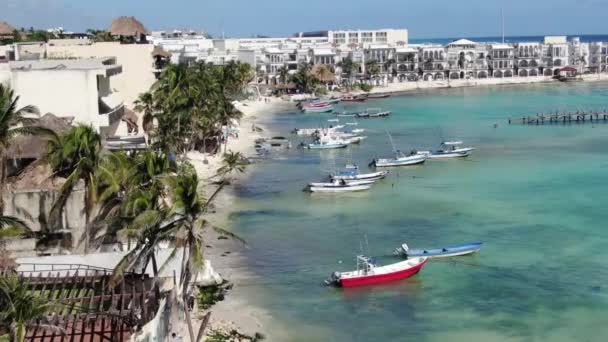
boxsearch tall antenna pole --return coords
[501,8,505,43]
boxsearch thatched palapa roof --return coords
[109,16,148,37]
[151,45,171,58]
[0,21,16,35]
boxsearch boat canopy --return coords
[442,141,463,145]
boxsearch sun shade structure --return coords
[109,16,148,37]
[0,21,16,38]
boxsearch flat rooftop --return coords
[10,57,121,71]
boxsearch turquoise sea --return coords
[230,82,608,341]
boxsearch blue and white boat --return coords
[417,141,475,159]
[331,165,388,181]
[395,242,483,258]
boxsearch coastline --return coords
[187,96,294,339]
[345,72,608,96]
[187,74,608,339]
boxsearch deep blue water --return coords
[410,34,608,45]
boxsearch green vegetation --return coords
[289,63,320,94]
[137,61,253,154]
[0,84,50,213]
[338,57,361,89]
[1,59,254,341]
[197,282,231,310]
[0,276,62,342]
[358,83,374,92]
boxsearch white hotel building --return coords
[149,29,602,85]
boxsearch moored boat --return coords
[342,95,367,102]
[309,184,372,193]
[331,167,388,181]
[309,179,376,188]
[395,242,483,258]
[417,141,475,159]
[366,93,391,99]
[325,255,428,287]
[372,151,427,167]
[302,104,334,113]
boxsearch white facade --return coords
[328,29,408,46]
[8,58,123,133]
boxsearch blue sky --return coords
[3,0,607,38]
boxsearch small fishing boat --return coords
[302,104,334,113]
[373,151,427,167]
[395,242,483,259]
[306,141,348,149]
[357,108,391,118]
[325,255,428,287]
[293,125,344,136]
[343,135,367,144]
[336,108,390,118]
[309,179,376,188]
[366,93,391,99]
[417,141,475,159]
[331,166,388,181]
[322,97,342,104]
[342,96,367,102]
[309,184,372,193]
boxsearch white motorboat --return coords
[294,125,344,136]
[308,179,376,188]
[343,136,367,144]
[373,151,427,167]
[309,184,372,193]
[305,135,350,149]
[417,141,475,159]
[331,167,388,181]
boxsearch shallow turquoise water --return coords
[230,82,608,341]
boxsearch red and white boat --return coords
[326,255,428,287]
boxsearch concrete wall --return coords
[10,68,108,128]
[46,42,156,108]
[2,186,86,250]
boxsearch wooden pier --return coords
[509,111,608,125]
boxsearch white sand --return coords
[186,96,294,340]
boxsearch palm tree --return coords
[0,276,63,342]
[0,215,30,239]
[134,91,155,136]
[0,84,45,213]
[290,62,319,94]
[365,60,381,82]
[338,58,360,89]
[47,124,102,253]
[278,66,289,85]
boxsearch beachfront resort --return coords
[3,13,608,342]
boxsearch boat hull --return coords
[374,156,426,167]
[399,242,483,258]
[338,258,428,287]
[309,185,371,193]
[307,143,348,149]
[309,179,376,187]
[332,171,388,181]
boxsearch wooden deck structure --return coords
[1,264,159,342]
[509,111,608,125]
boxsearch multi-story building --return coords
[514,42,542,77]
[149,30,608,85]
[489,44,515,78]
[589,42,608,72]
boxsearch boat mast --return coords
[501,8,505,44]
[385,130,397,154]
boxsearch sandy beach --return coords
[344,72,608,96]
[185,96,294,340]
